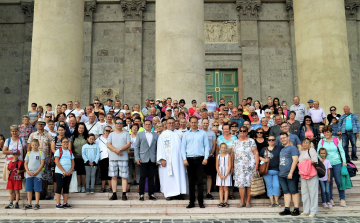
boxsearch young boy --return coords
[5,149,25,209]
[47,120,57,137]
[24,139,45,210]
[45,103,55,117]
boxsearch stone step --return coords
[1,205,359,217]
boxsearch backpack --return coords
[7,137,23,147]
[321,138,358,177]
[307,149,326,178]
[59,147,72,159]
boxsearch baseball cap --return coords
[37,118,46,124]
[166,107,172,111]
[308,99,314,103]
[12,149,20,155]
[156,99,160,102]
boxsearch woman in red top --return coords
[188,100,197,117]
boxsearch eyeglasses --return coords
[116,122,123,125]
[213,125,219,127]
[105,130,111,132]
[231,125,238,127]
[305,120,311,122]
[268,139,275,141]
[94,103,99,104]
[239,130,247,133]
[126,113,130,115]
[224,110,229,112]
[62,141,69,144]
[256,132,264,134]
[45,116,52,118]
[109,111,114,113]
[192,102,197,104]
[207,96,213,98]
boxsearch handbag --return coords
[69,171,78,193]
[250,171,266,196]
[307,149,326,178]
[259,147,269,175]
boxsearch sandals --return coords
[237,203,246,208]
[269,203,274,207]
[223,202,229,208]
[273,203,281,207]
[100,188,105,193]
[229,195,235,200]
[218,203,224,208]
[246,203,251,208]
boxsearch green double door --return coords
[206,70,239,105]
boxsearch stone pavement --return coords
[1,214,360,223]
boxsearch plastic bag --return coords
[69,171,78,193]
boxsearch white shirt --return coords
[45,123,57,132]
[85,121,102,139]
[96,136,109,160]
[65,109,77,122]
[145,130,153,146]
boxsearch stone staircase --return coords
[1,148,360,217]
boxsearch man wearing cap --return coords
[307,99,314,112]
[179,99,188,114]
[142,99,151,116]
[161,107,173,122]
[308,101,326,132]
[104,99,114,114]
[27,118,53,199]
[290,96,307,124]
[206,94,219,113]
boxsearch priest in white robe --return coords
[157,117,188,199]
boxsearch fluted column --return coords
[28,0,85,108]
[156,0,205,104]
[293,0,353,111]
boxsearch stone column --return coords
[293,0,353,112]
[286,0,298,97]
[121,0,146,106]
[236,0,262,101]
[81,1,96,105]
[156,0,205,104]
[28,0,85,108]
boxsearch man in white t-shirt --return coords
[206,94,219,113]
[85,113,102,139]
[113,100,122,116]
[65,101,77,122]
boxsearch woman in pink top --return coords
[298,138,319,218]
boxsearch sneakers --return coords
[63,203,72,209]
[5,203,14,209]
[279,209,291,216]
[90,188,94,194]
[86,188,90,194]
[330,199,335,206]
[55,204,64,209]
[109,194,117,200]
[291,209,300,216]
[309,214,317,218]
[322,203,328,208]
[14,203,19,209]
[23,204,32,210]
[81,187,86,193]
[34,204,40,210]
[340,199,346,207]
[300,213,309,216]
[327,202,333,208]
[205,193,214,200]
[77,187,81,193]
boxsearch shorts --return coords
[108,160,129,178]
[6,179,22,190]
[279,173,300,194]
[25,177,43,192]
[204,156,216,176]
[74,158,86,175]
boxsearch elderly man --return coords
[269,115,283,138]
[308,101,326,132]
[230,107,245,128]
[68,117,77,134]
[85,113,102,139]
[199,108,213,127]
[161,107,173,121]
[27,119,53,199]
[146,107,159,122]
[65,101,77,122]
[80,106,94,123]
[338,106,360,161]
[290,96,307,124]
[157,117,188,200]
[146,100,161,117]
[307,99,314,112]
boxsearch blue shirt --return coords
[206,102,219,113]
[205,130,216,154]
[279,145,299,178]
[339,113,360,133]
[103,105,113,114]
[54,149,74,174]
[275,134,301,147]
[346,114,352,131]
[181,129,210,160]
[230,117,245,128]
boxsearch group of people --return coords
[1,95,359,218]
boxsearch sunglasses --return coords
[239,130,247,133]
[213,125,219,127]
[126,113,130,115]
[330,109,335,111]
[224,110,229,112]
[109,111,114,112]
[45,116,52,118]
[268,139,275,141]
[150,103,155,105]
[105,130,111,132]
[256,132,264,134]
[116,122,123,125]
[207,96,213,98]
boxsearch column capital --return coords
[84,1,96,22]
[236,0,261,21]
[345,0,360,20]
[121,0,146,21]
[20,1,34,23]
[286,0,294,21]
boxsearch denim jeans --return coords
[263,170,280,197]
[330,163,345,200]
[319,180,330,203]
[342,130,358,160]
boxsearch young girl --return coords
[82,133,100,194]
[5,150,25,209]
[318,147,333,208]
[330,117,340,140]
[215,143,232,208]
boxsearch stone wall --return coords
[0,1,359,137]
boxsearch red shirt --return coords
[7,160,24,181]
[189,108,196,116]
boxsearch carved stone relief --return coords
[204,21,237,43]
[95,88,120,104]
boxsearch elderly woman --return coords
[299,138,319,218]
[264,109,275,127]
[232,125,259,208]
[18,115,34,144]
[151,116,160,132]
[96,126,112,193]
[260,135,281,207]
[250,112,262,130]
[156,122,164,135]
[317,125,347,207]
[2,125,27,181]
[287,111,300,134]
